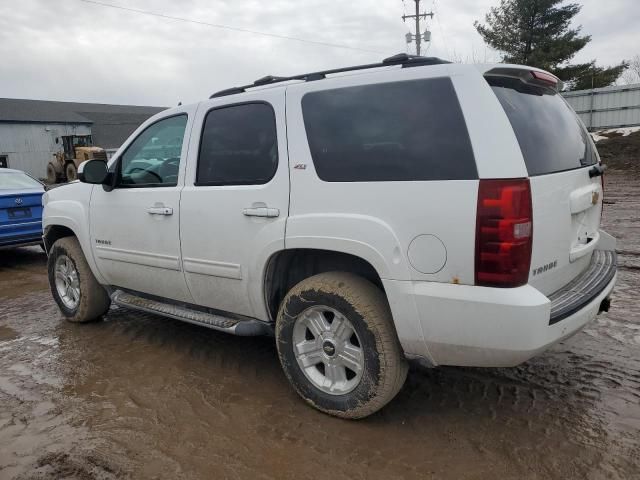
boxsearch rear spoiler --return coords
[483,67,563,93]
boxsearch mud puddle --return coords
[1,170,639,479]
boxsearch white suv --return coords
[42,54,617,419]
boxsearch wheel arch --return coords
[261,245,431,363]
[43,216,107,285]
[263,248,386,323]
[43,224,75,252]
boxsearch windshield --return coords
[488,77,597,176]
[72,136,92,147]
[0,172,43,190]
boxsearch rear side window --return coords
[301,77,477,182]
[196,103,278,186]
[489,77,596,176]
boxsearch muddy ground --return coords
[596,130,640,172]
[1,170,639,480]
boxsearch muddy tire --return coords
[46,163,58,184]
[65,162,77,182]
[276,272,408,419]
[48,236,110,322]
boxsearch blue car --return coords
[0,168,45,248]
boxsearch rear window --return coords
[489,77,596,176]
[0,172,42,190]
[301,77,477,182]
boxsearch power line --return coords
[433,0,450,59]
[77,0,384,54]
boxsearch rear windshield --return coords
[489,77,596,176]
[0,172,42,190]
[301,77,477,182]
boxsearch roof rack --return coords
[209,53,450,99]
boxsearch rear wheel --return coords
[276,272,408,419]
[65,162,77,182]
[46,163,58,184]
[48,236,110,322]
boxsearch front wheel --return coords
[46,163,58,184]
[65,162,78,182]
[48,236,111,322]
[276,272,408,419]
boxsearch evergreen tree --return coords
[474,0,627,89]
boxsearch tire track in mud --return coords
[3,287,640,479]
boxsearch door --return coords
[180,91,289,319]
[486,73,604,295]
[90,109,195,302]
[0,156,8,168]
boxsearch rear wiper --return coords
[589,164,607,178]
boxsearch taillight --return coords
[475,179,533,287]
[530,70,559,86]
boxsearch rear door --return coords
[486,72,603,294]
[179,90,289,319]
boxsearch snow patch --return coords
[591,126,640,143]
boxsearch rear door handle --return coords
[147,206,173,216]
[243,207,279,218]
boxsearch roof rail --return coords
[209,53,450,99]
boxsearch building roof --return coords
[0,98,166,148]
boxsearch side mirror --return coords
[78,160,109,184]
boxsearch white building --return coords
[0,98,164,178]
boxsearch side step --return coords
[111,290,271,336]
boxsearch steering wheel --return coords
[127,168,162,183]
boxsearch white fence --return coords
[563,83,640,130]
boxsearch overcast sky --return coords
[0,0,637,107]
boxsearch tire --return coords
[48,236,111,323]
[46,163,58,184]
[276,272,408,419]
[65,162,77,182]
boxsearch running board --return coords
[111,290,271,336]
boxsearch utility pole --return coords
[402,0,434,56]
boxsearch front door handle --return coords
[243,207,279,218]
[147,206,173,216]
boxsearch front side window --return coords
[301,77,477,182]
[118,115,188,187]
[196,103,278,186]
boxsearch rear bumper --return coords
[549,250,616,324]
[384,249,617,368]
[0,234,43,248]
[0,217,42,247]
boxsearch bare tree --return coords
[620,54,640,85]
[448,46,499,64]
[630,55,640,80]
